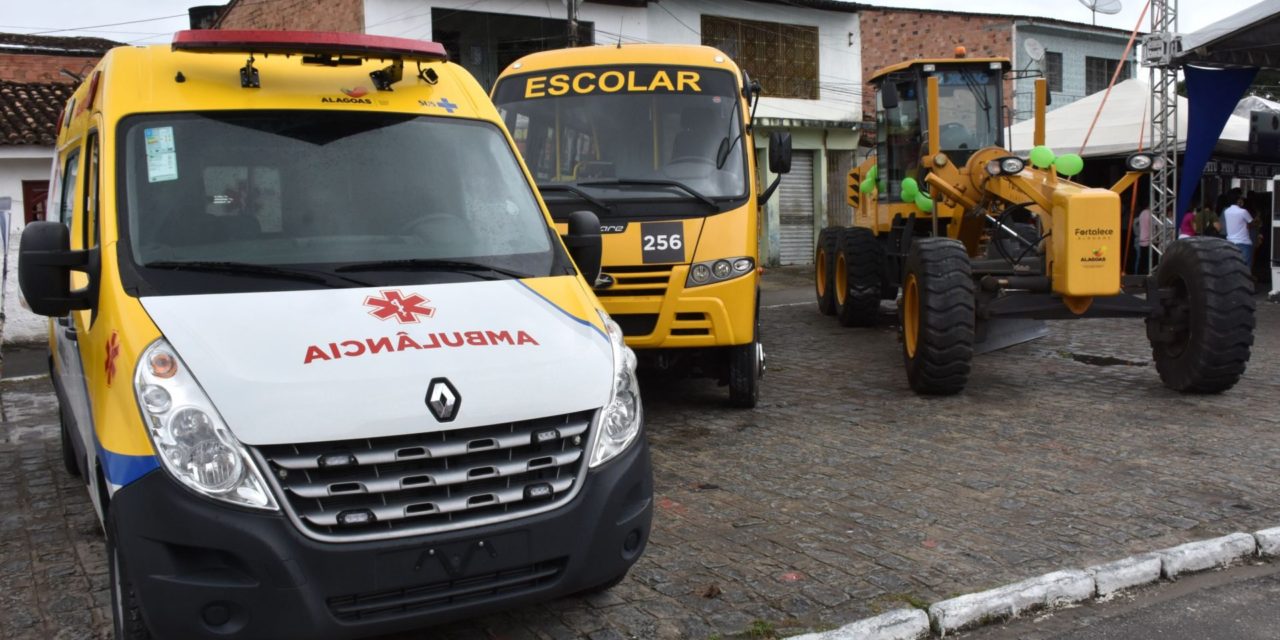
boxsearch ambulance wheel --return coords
[835,227,883,327]
[1149,238,1255,393]
[815,228,838,315]
[59,405,80,477]
[108,513,151,640]
[901,238,975,395]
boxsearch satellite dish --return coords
[1079,0,1123,25]
[1024,38,1046,62]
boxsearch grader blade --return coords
[974,318,1049,355]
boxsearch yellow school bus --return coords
[492,45,793,407]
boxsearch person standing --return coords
[1223,188,1256,265]
[1132,206,1151,273]
[1178,209,1197,239]
[1194,205,1222,237]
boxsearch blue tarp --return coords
[1179,65,1258,217]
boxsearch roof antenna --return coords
[617,17,624,48]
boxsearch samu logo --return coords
[418,98,459,113]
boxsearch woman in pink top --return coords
[1178,211,1197,239]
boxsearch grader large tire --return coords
[901,238,975,395]
[1148,238,1255,393]
[814,228,838,315]
[835,227,883,327]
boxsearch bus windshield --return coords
[493,66,748,208]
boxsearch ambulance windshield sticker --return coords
[143,126,178,183]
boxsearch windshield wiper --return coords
[335,258,530,280]
[578,178,718,209]
[536,184,612,211]
[143,261,372,288]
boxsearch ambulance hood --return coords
[139,279,614,446]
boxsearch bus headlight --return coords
[134,339,277,510]
[590,312,642,467]
[686,256,755,288]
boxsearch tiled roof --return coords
[0,81,72,146]
[0,33,120,56]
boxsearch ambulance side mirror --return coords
[562,210,602,285]
[18,221,94,317]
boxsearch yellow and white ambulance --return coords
[20,31,651,639]
[492,45,793,407]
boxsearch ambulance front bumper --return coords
[111,438,652,640]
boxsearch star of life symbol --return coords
[364,290,436,324]
[105,332,120,386]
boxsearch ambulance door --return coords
[51,141,94,481]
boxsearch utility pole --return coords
[567,0,579,47]
[1143,0,1179,272]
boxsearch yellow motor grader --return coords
[814,53,1255,395]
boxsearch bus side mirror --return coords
[769,131,792,174]
[562,210,602,285]
[882,83,900,110]
[18,221,93,317]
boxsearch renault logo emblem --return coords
[425,378,460,422]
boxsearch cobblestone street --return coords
[3,271,1279,639]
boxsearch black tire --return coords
[814,228,838,315]
[901,238,975,395]
[59,405,81,477]
[728,313,761,408]
[834,227,884,327]
[108,512,151,640]
[985,222,1041,261]
[1148,238,1255,393]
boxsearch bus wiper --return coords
[536,184,612,211]
[143,261,372,288]
[335,258,530,280]
[578,178,718,209]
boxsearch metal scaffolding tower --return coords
[1142,0,1179,272]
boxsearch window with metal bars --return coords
[1085,56,1132,96]
[700,15,819,100]
[1044,51,1063,93]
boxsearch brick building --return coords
[0,33,118,343]
[857,7,1137,127]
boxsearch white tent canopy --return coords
[1008,79,1251,158]
[1234,94,1280,119]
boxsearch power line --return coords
[16,13,190,36]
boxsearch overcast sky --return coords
[0,0,1266,44]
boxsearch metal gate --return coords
[778,150,815,265]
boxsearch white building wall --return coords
[0,149,55,345]
[364,0,860,124]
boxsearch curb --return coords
[787,528,1276,639]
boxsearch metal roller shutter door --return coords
[779,150,816,265]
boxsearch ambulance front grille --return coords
[253,410,594,542]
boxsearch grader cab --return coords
[815,54,1255,395]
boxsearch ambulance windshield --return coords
[119,112,559,291]
[492,66,748,210]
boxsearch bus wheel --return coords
[727,341,760,408]
[901,238,974,395]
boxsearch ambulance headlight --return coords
[134,339,277,510]
[591,312,642,467]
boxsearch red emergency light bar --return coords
[172,30,448,61]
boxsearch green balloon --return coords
[901,177,920,200]
[860,177,874,193]
[915,193,934,213]
[1029,145,1056,169]
[878,179,888,193]
[868,164,879,180]
[1054,153,1085,176]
